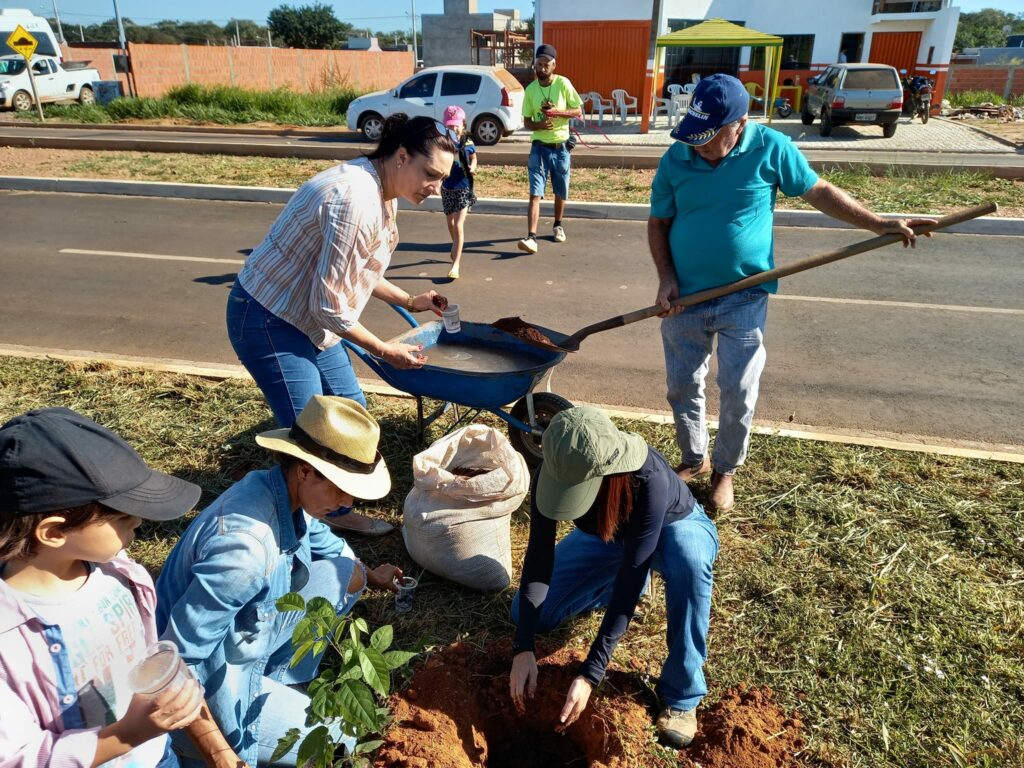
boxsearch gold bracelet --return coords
[405,294,416,312]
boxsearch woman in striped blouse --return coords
[227,114,457,536]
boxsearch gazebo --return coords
[645,18,783,132]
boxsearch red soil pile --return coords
[375,640,652,768]
[489,316,557,348]
[680,685,806,768]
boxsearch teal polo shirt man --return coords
[648,74,932,513]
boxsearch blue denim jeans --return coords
[511,507,718,712]
[661,288,769,474]
[527,142,571,199]
[226,282,365,427]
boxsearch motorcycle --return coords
[901,72,934,124]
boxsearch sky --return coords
[0,0,1017,28]
[0,1,530,29]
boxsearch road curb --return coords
[1,343,1020,464]
[3,175,1022,234]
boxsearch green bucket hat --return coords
[536,406,648,521]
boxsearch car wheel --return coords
[360,112,384,142]
[801,101,814,125]
[78,86,95,106]
[12,90,33,112]
[882,121,897,138]
[777,104,793,119]
[508,392,574,467]
[819,108,833,137]
[472,114,502,146]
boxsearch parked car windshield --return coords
[0,58,26,75]
[400,73,437,99]
[843,69,899,89]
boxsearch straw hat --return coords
[255,396,391,500]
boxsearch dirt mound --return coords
[375,640,654,768]
[680,685,806,768]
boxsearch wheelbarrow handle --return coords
[562,201,997,349]
[341,302,420,369]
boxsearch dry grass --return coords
[1,356,1021,768]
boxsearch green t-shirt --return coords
[522,74,582,143]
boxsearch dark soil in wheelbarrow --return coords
[375,641,809,768]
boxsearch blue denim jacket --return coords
[155,467,350,767]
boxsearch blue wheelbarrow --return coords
[750,95,794,118]
[343,306,572,466]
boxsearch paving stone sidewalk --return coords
[506,115,1016,154]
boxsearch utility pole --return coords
[410,0,418,66]
[111,0,132,97]
[78,24,84,42]
[235,20,241,47]
[50,0,65,44]
[267,29,273,47]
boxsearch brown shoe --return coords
[709,470,735,513]
[656,707,698,748]
[675,456,711,483]
[324,510,394,537]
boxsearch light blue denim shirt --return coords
[155,467,351,766]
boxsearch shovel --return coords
[496,202,997,353]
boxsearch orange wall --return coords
[65,43,414,99]
[543,21,650,100]
[948,64,1024,98]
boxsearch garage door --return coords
[869,31,921,73]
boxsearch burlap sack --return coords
[402,425,529,591]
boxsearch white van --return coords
[0,9,63,61]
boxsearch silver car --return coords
[801,63,903,138]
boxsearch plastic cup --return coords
[394,576,418,613]
[442,304,461,334]
[127,641,194,696]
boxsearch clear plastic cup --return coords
[127,641,194,696]
[442,304,461,334]
[394,576,418,613]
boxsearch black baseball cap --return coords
[0,407,201,520]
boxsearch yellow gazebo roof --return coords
[656,18,782,48]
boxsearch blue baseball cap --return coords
[671,74,749,146]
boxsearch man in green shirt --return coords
[517,44,583,254]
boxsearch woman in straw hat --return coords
[509,406,719,749]
[227,114,458,536]
[155,396,402,767]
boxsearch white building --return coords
[533,0,959,114]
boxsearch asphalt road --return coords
[2,191,1021,448]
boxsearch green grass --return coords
[1,356,1021,768]
[947,90,1024,108]
[21,83,358,127]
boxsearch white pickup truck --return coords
[0,55,99,111]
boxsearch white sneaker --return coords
[552,225,566,243]
[517,235,538,254]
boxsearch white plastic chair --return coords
[586,91,613,126]
[652,95,674,126]
[611,89,638,123]
[667,83,685,98]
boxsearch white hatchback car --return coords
[346,65,524,146]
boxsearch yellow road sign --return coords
[6,25,38,61]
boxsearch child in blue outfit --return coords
[440,105,477,280]
[155,396,402,767]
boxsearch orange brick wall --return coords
[64,43,414,98]
[948,64,1024,98]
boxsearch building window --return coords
[750,35,814,70]
[872,1,943,13]
[440,73,482,96]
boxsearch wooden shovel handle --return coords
[185,701,251,768]
[563,202,997,349]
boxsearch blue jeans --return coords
[661,288,769,474]
[511,507,718,712]
[527,142,571,199]
[226,282,365,427]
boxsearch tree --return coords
[954,8,1024,50]
[267,3,352,50]
[224,19,271,46]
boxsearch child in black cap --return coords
[0,407,205,768]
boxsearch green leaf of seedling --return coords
[359,647,391,697]
[348,621,360,645]
[276,592,306,612]
[382,650,417,670]
[341,645,354,665]
[290,639,316,668]
[271,727,301,763]
[338,679,379,732]
[369,625,393,652]
[307,596,335,620]
[296,725,333,768]
[292,617,315,646]
[353,617,369,635]
[354,739,384,754]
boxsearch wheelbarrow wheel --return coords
[508,392,574,467]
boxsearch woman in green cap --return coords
[509,406,719,748]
